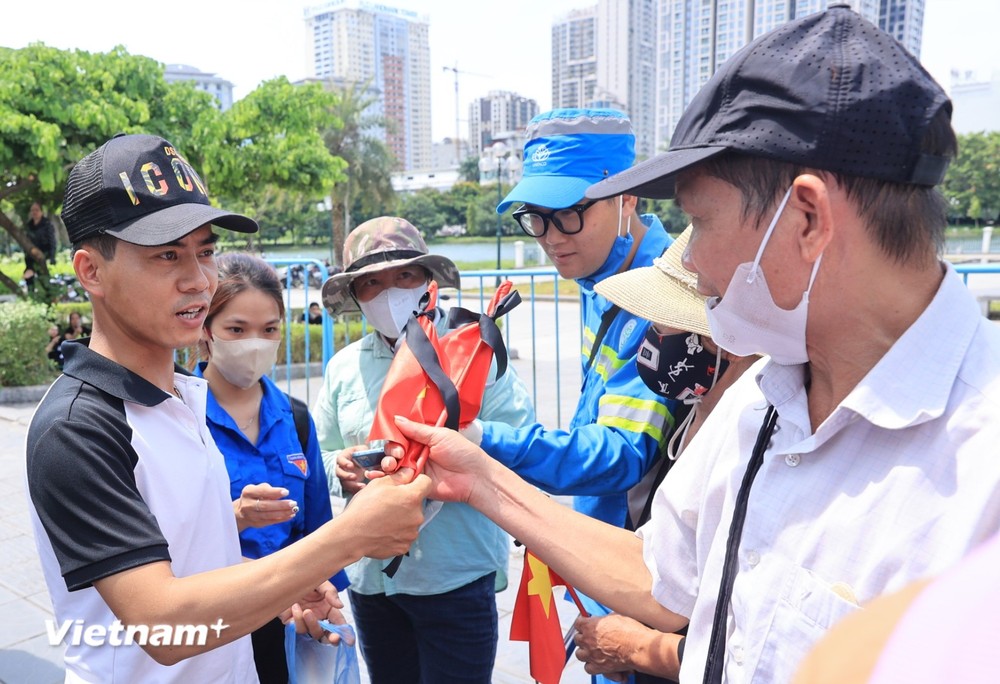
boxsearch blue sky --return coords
[1,0,996,141]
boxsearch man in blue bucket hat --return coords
[464,109,679,623]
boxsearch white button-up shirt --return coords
[641,263,1000,683]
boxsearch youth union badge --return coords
[287,453,308,476]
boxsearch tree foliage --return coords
[943,131,1000,224]
[320,80,397,266]
[641,198,689,234]
[0,45,348,295]
[202,77,347,209]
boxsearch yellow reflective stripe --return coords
[587,343,631,381]
[596,395,673,443]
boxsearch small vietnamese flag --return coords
[510,550,569,684]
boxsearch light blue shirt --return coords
[313,308,535,596]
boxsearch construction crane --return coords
[442,63,490,162]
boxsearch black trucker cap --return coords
[586,5,953,200]
[63,133,258,246]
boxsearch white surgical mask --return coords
[359,285,428,339]
[209,337,280,389]
[704,187,823,365]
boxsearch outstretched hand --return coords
[233,483,298,531]
[337,465,432,559]
[385,416,493,504]
[281,581,350,645]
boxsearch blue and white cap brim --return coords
[497,175,595,214]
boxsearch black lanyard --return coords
[584,304,621,374]
[702,405,778,684]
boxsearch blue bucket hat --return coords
[496,108,635,214]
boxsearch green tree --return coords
[458,156,481,183]
[0,43,183,297]
[397,189,446,234]
[0,45,348,294]
[642,198,689,234]
[320,80,397,266]
[969,195,983,229]
[203,77,349,249]
[943,131,1000,224]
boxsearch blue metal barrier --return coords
[264,258,576,429]
[262,259,1000,430]
[458,268,571,429]
[266,257,331,401]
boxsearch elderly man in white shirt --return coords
[384,7,1000,683]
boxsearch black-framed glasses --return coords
[512,199,600,238]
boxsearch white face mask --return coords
[359,285,428,339]
[704,187,823,365]
[209,337,280,389]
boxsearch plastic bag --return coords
[284,619,361,684]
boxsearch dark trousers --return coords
[251,616,289,684]
[349,572,498,684]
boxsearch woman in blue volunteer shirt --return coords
[194,252,349,684]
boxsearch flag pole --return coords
[563,584,590,618]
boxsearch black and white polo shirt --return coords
[26,341,256,683]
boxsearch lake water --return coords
[265,239,548,266]
[263,233,999,266]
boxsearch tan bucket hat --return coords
[594,225,710,337]
[322,216,461,315]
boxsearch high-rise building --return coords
[552,7,599,111]
[468,91,540,158]
[879,0,923,58]
[656,0,923,150]
[163,64,234,111]
[596,0,657,158]
[304,0,431,171]
[552,1,657,159]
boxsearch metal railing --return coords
[265,259,1000,429]
[265,258,574,428]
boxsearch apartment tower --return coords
[468,91,540,158]
[552,0,658,160]
[305,0,432,171]
[655,0,924,150]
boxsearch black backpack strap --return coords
[287,393,311,453]
[585,304,622,373]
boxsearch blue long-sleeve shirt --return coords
[480,215,678,529]
[196,365,349,590]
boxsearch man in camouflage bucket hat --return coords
[313,217,534,683]
[321,216,460,318]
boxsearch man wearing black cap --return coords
[25,134,430,683]
[387,7,1000,682]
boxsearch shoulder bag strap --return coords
[702,405,778,684]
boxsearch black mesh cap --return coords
[586,5,953,200]
[63,133,258,246]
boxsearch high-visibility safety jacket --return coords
[480,214,678,529]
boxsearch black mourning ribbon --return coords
[383,289,522,578]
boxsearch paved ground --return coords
[0,297,593,683]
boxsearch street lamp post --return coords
[495,155,503,273]
[478,142,521,282]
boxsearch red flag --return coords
[510,550,569,684]
[368,280,519,474]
